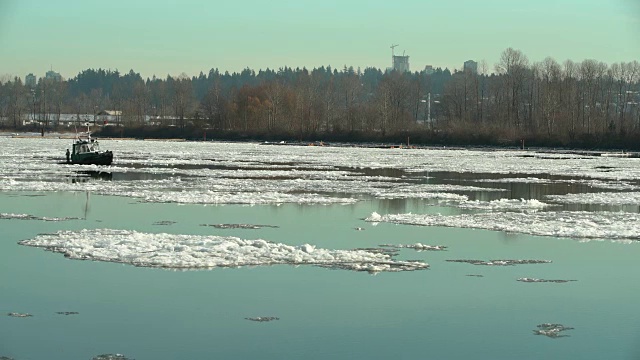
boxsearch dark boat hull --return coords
[71,151,113,165]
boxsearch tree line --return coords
[1,48,639,148]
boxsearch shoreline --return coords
[2,130,639,158]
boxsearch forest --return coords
[1,48,640,149]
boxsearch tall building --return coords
[393,55,410,73]
[25,73,37,87]
[424,65,434,75]
[45,70,62,81]
[463,60,478,74]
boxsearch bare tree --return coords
[172,73,195,129]
[495,48,530,129]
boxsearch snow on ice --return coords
[366,211,640,241]
[19,229,429,273]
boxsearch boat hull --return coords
[71,151,113,165]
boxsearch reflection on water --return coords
[68,171,112,183]
[69,170,171,182]
[420,171,636,212]
[348,167,407,178]
[564,203,640,213]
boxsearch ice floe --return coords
[153,220,176,226]
[474,177,551,184]
[353,248,399,256]
[546,191,640,206]
[19,229,429,273]
[380,243,447,251]
[533,323,574,338]
[0,213,80,221]
[4,138,640,181]
[55,311,80,315]
[7,312,32,318]
[245,316,279,322]
[366,211,640,240]
[373,191,469,201]
[200,224,279,229]
[446,259,552,266]
[456,198,552,211]
[4,138,640,211]
[116,188,359,205]
[473,177,640,190]
[92,354,132,360]
[517,278,577,283]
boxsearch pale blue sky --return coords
[1,0,639,79]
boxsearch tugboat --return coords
[66,128,113,165]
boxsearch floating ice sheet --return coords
[92,355,132,360]
[7,312,32,318]
[446,259,552,266]
[0,178,359,205]
[3,138,640,211]
[380,243,447,251]
[533,323,574,338]
[517,278,577,283]
[200,224,279,229]
[153,220,176,226]
[547,192,640,206]
[366,211,640,240]
[473,177,552,184]
[472,177,640,190]
[4,138,640,181]
[456,198,552,211]
[19,229,429,273]
[0,213,80,221]
[245,316,279,322]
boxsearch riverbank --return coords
[4,125,640,153]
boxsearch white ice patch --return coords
[457,198,553,211]
[473,177,640,191]
[0,213,80,221]
[365,211,640,241]
[473,177,551,184]
[0,179,358,205]
[3,138,640,181]
[380,243,447,251]
[120,189,358,205]
[374,191,469,201]
[4,138,640,210]
[371,184,508,202]
[19,229,429,273]
[546,192,640,206]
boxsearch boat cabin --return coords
[73,139,100,155]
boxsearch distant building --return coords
[463,60,478,74]
[393,55,410,72]
[25,73,37,87]
[96,110,123,125]
[45,70,62,82]
[424,65,434,75]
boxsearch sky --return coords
[0,0,639,80]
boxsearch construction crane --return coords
[390,44,399,58]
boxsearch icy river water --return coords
[1,136,640,359]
